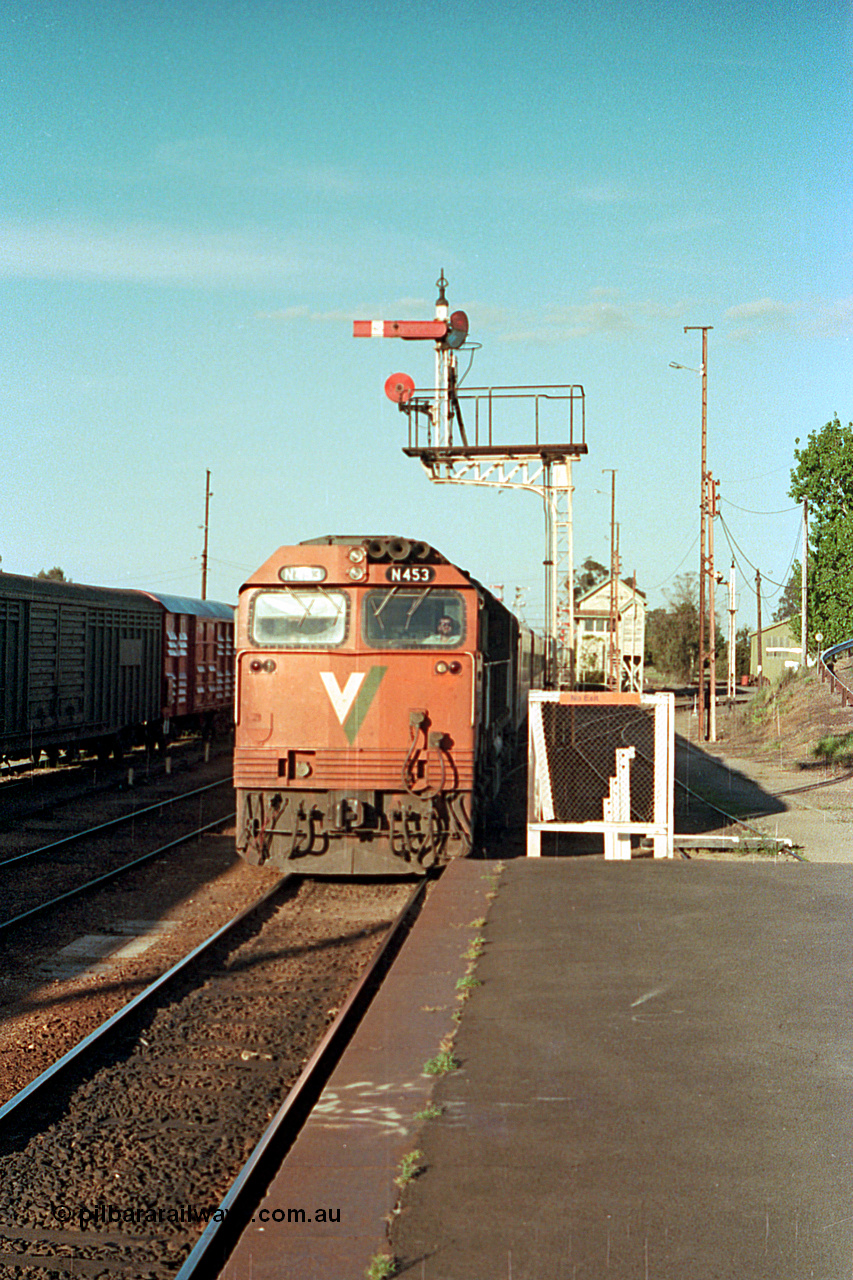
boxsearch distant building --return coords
[575,578,646,691]
[749,616,802,682]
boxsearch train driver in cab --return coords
[428,614,461,645]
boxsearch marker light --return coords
[435,661,449,674]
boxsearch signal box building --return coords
[575,578,646,691]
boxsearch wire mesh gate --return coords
[527,691,674,859]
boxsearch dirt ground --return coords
[674,667,853,862]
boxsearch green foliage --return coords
[573,555,608,599]
[789,416,853,646]
[35,566,70,582]
[366,1253,397,1280]
[423,1049,459,1076]
[773,560,802,625]
[644,574,726,682]
[394,1150,424,1188]
[813,731,853,765]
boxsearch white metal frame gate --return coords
[527,691,674,859]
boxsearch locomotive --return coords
[0,573,234,766]
[234,535,543,875]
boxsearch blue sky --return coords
[3,0,851,631]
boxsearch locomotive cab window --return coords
[362,589,465,648]
[249,589,349,648]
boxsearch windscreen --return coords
[362,589,465,649]
[249,589,349,648]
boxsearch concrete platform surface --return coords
[220,859,494,1280]
[394,858,853,1279]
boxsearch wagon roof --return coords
[139,591,234,619]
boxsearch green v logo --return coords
[320,667,387,744]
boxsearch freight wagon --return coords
[0,574,234,765]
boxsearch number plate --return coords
[384,565,435,583]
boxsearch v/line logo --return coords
[319,667,387,744]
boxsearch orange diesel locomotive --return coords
[234,535,541,875]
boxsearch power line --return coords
[720,497,799,516]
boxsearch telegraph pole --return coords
[728,561,737,699]
[707,472,718,741]
[801,498,808,667]
[201,469,211,601]
[755,568,763,685]
[603,469,618,689]
[684,326,712,738]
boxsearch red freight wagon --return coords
[138,593,234,736]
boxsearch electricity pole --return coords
[684,326,712,738]
[801,498,808,667]
[201,469,211,601]
[603,469,618,689]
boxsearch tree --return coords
[772,560,801,624]
[644,574,700,681]
[573,556,608,599]
[644,572,726,682]
[35,566,71,582]
[789,416,853,646]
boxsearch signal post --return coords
[354,273,588,688]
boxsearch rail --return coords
[817,639,853,707]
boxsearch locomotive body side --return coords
[234,536,524,875]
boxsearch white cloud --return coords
[724,296,853,341]
[0,219,307,285]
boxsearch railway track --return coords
[0,777,235,934]
[0,737,231,827]
[0,877,420,1278]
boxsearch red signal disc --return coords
[384,372,416,404]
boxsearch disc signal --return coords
[384,372,416,405]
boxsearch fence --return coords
[527,690,674,859]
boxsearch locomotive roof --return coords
[299,534,450,563]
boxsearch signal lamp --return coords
[435,661,449,674]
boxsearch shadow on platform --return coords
[674,731,787,833]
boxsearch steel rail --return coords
[0,813,233,936]
[0,776,232,870]
[173,877,428,1280]
[0,871,291,1132]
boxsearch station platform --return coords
[223,857,853,1278]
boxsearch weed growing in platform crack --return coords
[414,1101,444,1121]
[366,1252,397,1279]
[456,974,481,996]
[395,1149,424,1188]
[461,935,485,961]
[423,1048,459,1076]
